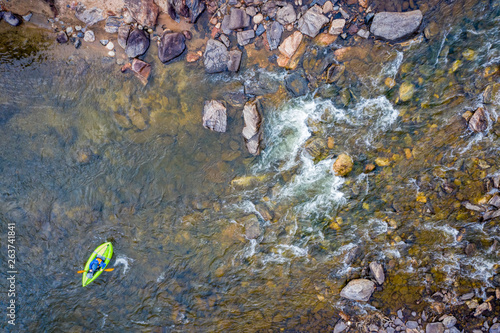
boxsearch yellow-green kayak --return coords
[81,242,113,287]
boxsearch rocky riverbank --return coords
[2,0,500,331]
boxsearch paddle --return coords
[77,268,114,274]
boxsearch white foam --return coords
[114,256,134,275]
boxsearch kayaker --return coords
[86,255,106,278]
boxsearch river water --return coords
[1,0,500,331]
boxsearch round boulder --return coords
[158,32,186,63]
[332,153,353,176]
[125,29,150,58]
[340,279,376,302]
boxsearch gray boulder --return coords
[369,262,385,284]
[4,12,21,26]
[297,5,329,37]
[228,8,251,30]
[204,39,229,73]
[237,29,255,46]
[125,29,150,58]
[276,4,296,25]
[370,10,423,41]
[203,100,227,132]
[340,279,375,302]
[242,100,262,156]
[75,7,105,26]
[267,21,283,50]
[158,32,186,63]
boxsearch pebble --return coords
[397,309,404,319]
[394,318,404,326]
[75,25,82,31]
[84,30,95,42]
[460,292,474,300]
[23,12,33,21]
[253,13,264,24]
[66,27,74,34]
[77,32,84,38]
[407,321,418,329]
[106,42,115,50]
[108,51,116,57]
[442,315,457,328]
[74,39,82,49]
[100,39,109,46]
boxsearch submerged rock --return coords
[370,10,423,41]
[4,12,21,26]
[158,32,186,63]
[56,31,68,44]
[125,29,150,58]
[399,82,415,102]
[333,153,353,176]
[297,5,329,38]
[468,107,488,132]
[75,7,105,26]
[125,0,159,27]
[285,71,309,97]
[242,100,262,156]
[340,279,375,302]
[204,39,229,73]
[203,100,227,132]
[241,214,261,239]
[227,50,242,72]
[122,59,152,85]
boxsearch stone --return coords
[327,64,345,83]
[256,24,266,36]
[227,50,242,72]
[244,73,280,95]
[125,29,150,58]
[488,195,500,208]
[242,100,262,156]
[242,214,261,239]
[483,209,500,221]
[56,32,68,44]
[468,107,488,132]
[276,4,296,25]
[407,321,419,329]
[100,39,109,46]
[105,16,121,34]
[323,1,334,13]
[333,153,353,176]
[305,137,327,160]
[462,201,485,212]
[4,12,21,26]
[297,5,329,37]
[329,19,346,35]
[66,26,74,34]
[203,100,227,132]
[370,10,423,41]
[106,41,115,50]
[267,21,284,50]
[369,262,385,284]
[284,72,309,97]
[253,13,264,24]
[334,320,348,333]
[22,12,32,21]
[124,0,159,27]
[74,39,82,49]
[340,279,376,302]
[129,58,151,85]
[426,322,444,333]
[185,0,206,23]
[118,24,131,49]
[83,30,95,42]
[108,51,116,57]
[75,7,105,26]
[204,39,229,73]
[228,8,251,30]
[278,31,303,58]
[357,29,370,39]
[186,52,201,62]
[237,29,255,46]
[490,323,500,333]
[399,82,415,102]
[442,316,456,328]
[158,32,186,63]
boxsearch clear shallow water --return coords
[1,0,500,331]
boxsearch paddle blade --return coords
[104,268,114,272]
[77,270,85,274]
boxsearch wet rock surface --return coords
[242,100,262,156]
[340,279,376,302]
[158,32,186,63]
[370,10,423,41]
[203,39,229,73]
[203,100,227,132]
[125,29,150,58]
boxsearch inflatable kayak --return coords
[82,242,113,287]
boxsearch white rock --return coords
[75,25,82,31]
[357,29,370,39]
[106,41,115,50]
[329,19,346,35]
[253,13,264,24]
[66,26,74,34]
[84,30,95,42]
[108,51,116,57]
[340,279,376,302]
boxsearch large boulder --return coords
[158,32,186,63]
[278,31,303,58]
[125,29,150,58]
[276,4,296,25]
[228,8,251,30]
[75,7,105,26]
[370,10,423,41]
[340,279,376,302]
[242,100,262,156]
[204,39,229,73]
[297,5,329,37]
[203,100,227,132]
[267,21,284,50]
[285,72,309,97]
[332,153,353,176]
[124,0,159,27]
